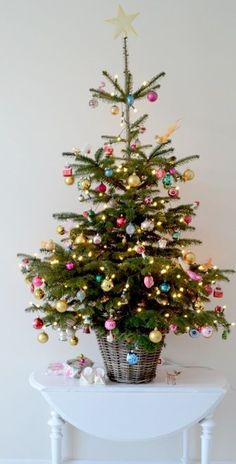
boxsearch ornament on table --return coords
[40,239,55,251]
[116,215,127,227]
[93,233,102,245]
[186,269,202,281]
[80,178,91,191]
[147,90,158,102]
[215,305,224,314]
[58,329,68,342]
[127,94,134,106]
[77,289,86,302]
[64,175,75,186]
[126,222,135,236]
[34,288,45,300]
[149,328,162,343]
[155,168,166,179]
[111,104,119,115]
[183,215,192,225]
[96,182,107,193]
[33,317,44,330]
[204,284,213,295]
[56,300,68,313]
[144,195,153,205]
[63,165,72,177]
[159,282,171,293]
[182,169,195,181]
[69,335,79,346]
[189,328,200,338]
[95,274,103,283]
[201,257,213,271]
[169,323,177,333]
[183,251,196,265]
[89,98,99,108]
[105,317,116,330]
[155,121,180,144]
[103,144,114,156]
[32,276,43,287]
[104,168,113,177]
[213,287,223,298]
[201,326,213,338]
[74,233,87,245]
[37,332,49,343]
[144,274,154,288]
[66,261,75,271]
[158,238,167,249]
[126,351,139,365]
[172,229,181,239]
[101,277,114,292]
[139,125,146,134]
[141,218,154,231]
[168,187,179,198]
[107,331,114,343]
[162,173,174,188]
[127,172,141,187]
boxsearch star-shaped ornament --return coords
[106,5,139,39]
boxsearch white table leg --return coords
[48,410,65,464]
[181,428,190,464]
[199,415,215,464]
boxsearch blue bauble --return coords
[95,274,103,283]
[159,282,171,293]
[189,328,200,338]
[77,289,86,302]
[172,229,181,239]
[162,173,173,188]
[126,351,139,365]
[127,94,134,106]
[104,168,113,177]
[126,222,135,236]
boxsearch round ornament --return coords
[158,238,167,249]
[168,187,179,198]
[201,326,213,338]
[37,332,49,343]
[172,229,181,239]
[215,305,224,314]
[56,300,68,313]
[130,143,137,152]
[103,145,113,156]
[32,276,43,287]
[204,284,213,295]
[183,215,192,225]
[169,167,177,175]
[77,289,86,302]
[126,223,135,236]
[159,282,171,293]
[144,275,154,288]
[111,105,119,115]
[162,173,173,188]
[155,168,166,179]
[69,335,79,346]
[169,324,177,333]
[97,182,107,193]
[33,317,44,330]
[95,274,103,283]
[66,261,75,271]
[105,318,116,330]
[147,90,158,102]
[141,218,154,231]
[144,196,153,205]
[127,173,141,187]
[136,245,145,255]
[74,233,86,245]
[80,178,91,190]
[93,233,102,245]
[34,288,45,300]
[104,168,113,177]
[184,251,196,265]
[101,277,114,292]
[82,211,89,217]
[189,328,200,338]
[116,215,127,227]
[64,176,75,186]
[127,94,134,106]
[183,169,195,181]
[56,225,65,235]
[126,351,139,365]
[149,328,162,343]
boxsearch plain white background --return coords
[0,0,236,461]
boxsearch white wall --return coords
[0,0,236,461]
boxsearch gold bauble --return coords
[34,288,45,300]
[127,173,141,188]
[37,332,49,343]
[184,251,196,265]
[101,278,114,292]
[183,169,195,181]
[111,105,119,115]
[64,175,75,186]
[69,335,79,346]
[56,225,65,235]
[56,300,68,313]
[41,239,55,251]
[80,178,91,190]
[74,233,87,245]
[149,328,162,343]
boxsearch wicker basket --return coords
[96,332,162,384]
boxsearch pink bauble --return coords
[136,245,145,255]
[201,326,213,338]
[144,196,153,205]
[130,143,137,151]
[168,187,179,198]
[169,324,177,333]
[96,182,107,193]
[83,211,89,217]
[215,305,224,314]
[66,261,75,270]
[105,318,116,330]
[155,168,166,179]
[144,275,154,288]
[147,90,158,102]
[103,145,113,156]
[169,167,177,175]
[204,284,213,295]
[186,270,202,281]
[184,215,192,225]
[32,276,43,287]
[116,216,127,227]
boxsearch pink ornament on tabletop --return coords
[66,261,75,271]
[105,318,116,330]
[116,216,127,227]
[147,90,158,102]
[144,275,154,288]
[32,276,43,287]
[155,168,166,179]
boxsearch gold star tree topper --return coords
[106,5,139,39]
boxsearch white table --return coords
[30,366,228,464]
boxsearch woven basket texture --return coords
[96,332,162,384]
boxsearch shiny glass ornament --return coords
[101,277,114,292]
[127,94,134,106]
[105,318,116,330]
[126,222,135,236]
[116,215,127,227]
[147,90,158,102]
[64,175,75,186]
[32,276,43,287]
[189,328,200,338]
[33,318,44,330]
[37,332,49,343]
[149,328,162,343]
[66,261,75,270]
[127,173,141,187]
[183,169,195,181]
[184,251,196,264]
[162,173,173,188]
[80,178,91,190]
[201,326,213,338]
[95,274,103,283]
[56,300,68,313]
[144,275,154,288]
[69,335,79,345]
[77,289,86,302]
[93,233,102,245]
[126,351,139,365]
[155,168,166,179]
[172,229,181,239]
[56,225,65,235]
[215,305,224,314]
[168,187,179,198]
[34,288,45,300]
[58,329,67,341]
[104,168,113,177]
[183,215,192,225]
[96,182,107,193]
[158,238,167,249]
[159,282,171,293]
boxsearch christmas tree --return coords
[18,6,233,353]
